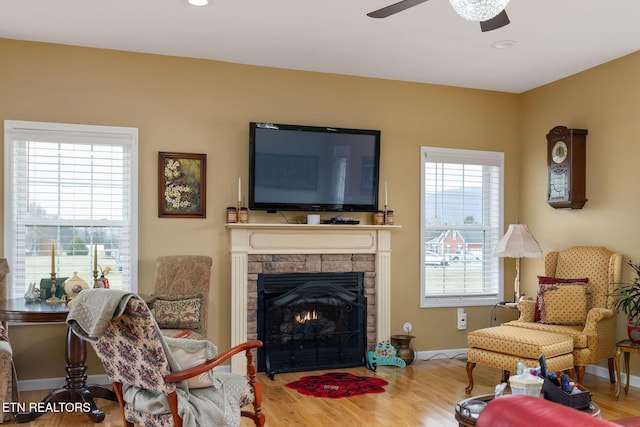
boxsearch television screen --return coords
[249,122,381,212]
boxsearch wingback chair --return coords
[70,290,265,427]
[0,259,18,423]
[152,255,213,339]
[505,246,623,384]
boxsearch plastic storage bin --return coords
[509,374,544,397]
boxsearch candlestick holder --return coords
[45,272,62,304]
[382,205,395,225]
[93,269,101,288]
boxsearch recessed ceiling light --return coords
[187,0,209,6]
[491,40,516,49]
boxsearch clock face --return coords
[549,166,568,200]
[551,140,568,163]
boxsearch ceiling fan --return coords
[367,0,511,32]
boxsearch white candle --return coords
[384,182,388,206]
[94,244,98,272]
[238,176,242,204]
[51,243,55,274]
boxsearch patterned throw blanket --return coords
[66,289,139,342]
[0,324,8,343]
[66,289,245,427]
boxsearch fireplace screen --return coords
[257,272,366,378]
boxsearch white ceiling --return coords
[1,0,639,93]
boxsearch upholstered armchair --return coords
[69,290,265,427]
[505,246,623,384]
[0,259,18,424]
[152,255,213,339]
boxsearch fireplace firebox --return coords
[257,272,367,379]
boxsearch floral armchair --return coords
[0,258,18,424]
[152,255,213,339]
[73,291,265,427]
[505,246,623,384]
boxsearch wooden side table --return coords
[490,302,519,326]
[0,298,116,423]
[614,339,640,399]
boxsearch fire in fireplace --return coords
[257,272,367,379]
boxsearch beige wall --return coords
[2,38,637,382]
[519,51,640,375]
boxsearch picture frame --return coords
[158,152,206,218]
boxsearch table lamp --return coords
[494,223,543,302]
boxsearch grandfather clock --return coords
[546,125,588,209]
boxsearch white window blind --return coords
[4,121,138,299]
[420,147,504,308]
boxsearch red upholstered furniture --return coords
[476,395,620,427]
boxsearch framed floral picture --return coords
[158,152,206,218]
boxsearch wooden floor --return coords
[8,358,640,426]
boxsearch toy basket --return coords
[542,377,591,409]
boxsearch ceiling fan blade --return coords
[480,10,510,32]
[367,0,430,19]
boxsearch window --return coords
[4,121,138,299]
[420,147,503,308]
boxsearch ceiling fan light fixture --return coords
[187,0,209,6]
[449,0,510,22]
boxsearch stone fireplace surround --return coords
[227,223,397,374]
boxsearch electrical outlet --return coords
[403,322,413,334]
[457,310,467,330]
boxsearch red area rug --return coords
[285,372,389,398]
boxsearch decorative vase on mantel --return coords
[391,334,416,365]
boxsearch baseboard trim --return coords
[18,374,110,392]
[586,363,640,389]
[17,365,233,392]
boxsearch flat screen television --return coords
[249,122,381,212]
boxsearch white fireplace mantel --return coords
[227,223,399,374]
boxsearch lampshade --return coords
[494,223,542,302]
[449,0,511,22]
[494,224,543,258]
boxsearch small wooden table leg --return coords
[624,351,631,395]
[614,346,622,399]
